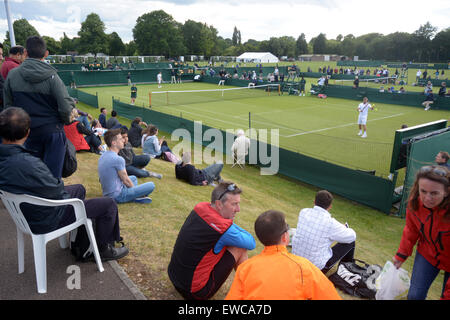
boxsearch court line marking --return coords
[285,113,405,137]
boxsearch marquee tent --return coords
[236,52,279,63]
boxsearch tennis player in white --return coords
[357,97,373,138]
[157,72,162,88]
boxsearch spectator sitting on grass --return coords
[168,182,256,300]
[128,117,148,148]
[98,107,107,128]
[142,124,172,159]
[175,152,223,186]
[291,190,356,274]
[118,128,162,179]
[106,110,127,130]
[225,210,342,300]
[98,129,155,204]
[64,108,104,154]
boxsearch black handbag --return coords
[62,139,78,178]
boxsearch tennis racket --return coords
[372,104,378,112]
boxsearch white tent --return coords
[236,52,279,63]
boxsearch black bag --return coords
[70,224,94,262]
[329,259,380,300]
[62,139,77,178]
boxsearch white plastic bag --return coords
[375,261,410,300]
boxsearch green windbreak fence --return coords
[67,87,99,109]
[311,84,450,110]
[338,61,384,67]
[112,98,396,214]
[58,69,195,87]
[398,128,450,217]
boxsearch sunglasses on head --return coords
[218,183,237,201]
[419,166,448,177]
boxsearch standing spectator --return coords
[127,72,131,86]
[3,36,75,179]
[353,76,359,89]
[98,107,107,128]
[435,70,440,79]
[98,129,156,204]
[1,45,26,79]
[168,182,256,300]
[226,210,342,300]
[128,117,148,148]
[292,190,356,274]
[393,165,450,300]
[299,76,306,96]
[170,68,176,84]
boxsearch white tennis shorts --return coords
[358,115,368,125]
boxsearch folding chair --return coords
[0,189,104,294]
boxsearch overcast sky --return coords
[1,0,449,44]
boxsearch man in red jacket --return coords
[1,45,25,79]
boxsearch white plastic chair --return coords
[0,189,104,294]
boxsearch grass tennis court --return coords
[80,82,450,177]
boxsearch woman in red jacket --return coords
[393,165,450,300]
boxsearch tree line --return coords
[3,10,449,62]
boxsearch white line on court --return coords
[285,113,405,137]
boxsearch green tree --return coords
[42,36,61,55]
[295,33,308,56]
[133,10,185,57]
[108,32,126,56]
[60,32,75,54]
[432,28,450,62]
[78,13,109,54]
[5,18,40,47]
[311,33,327,54]
[232,26,241,46]
[413,22,438,62]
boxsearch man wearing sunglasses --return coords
[168,182,256,300]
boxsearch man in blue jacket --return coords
[3,36,75,179]
[168,182,256,300]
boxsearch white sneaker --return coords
[358,131,362,136]
[361,133,367,138]
[424,106,430,111]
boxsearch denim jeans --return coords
[114,176,155,203]
[126,154,151,178]
[408,252,450,300]
[202,163,224,183]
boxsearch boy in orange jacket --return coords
[226,210,342,300]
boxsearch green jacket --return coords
[3,58,74,135]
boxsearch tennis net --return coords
[149,84,280,107]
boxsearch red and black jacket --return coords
[168,202,233,293]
